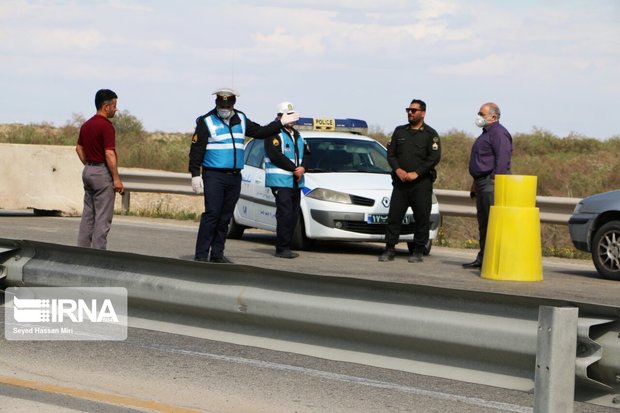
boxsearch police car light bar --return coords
[296,117,368,134]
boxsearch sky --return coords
[1,0,619,139]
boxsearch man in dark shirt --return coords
[75,89,124,249]
[463,102,513,269]
[379,99,441,263]
[188,88,299,263]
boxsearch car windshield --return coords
[305,138,391,174]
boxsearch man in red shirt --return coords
[75,89,124,249]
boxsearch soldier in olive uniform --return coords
[379,99,441,263]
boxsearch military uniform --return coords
[383,123,441,259]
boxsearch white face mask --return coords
[475,115,488,128]
[217,108,233,119]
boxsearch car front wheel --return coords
[291,215,312,250]
[227,216,247,239]
[591,221,620,280]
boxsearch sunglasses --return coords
[406,108,424,113]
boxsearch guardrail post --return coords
[534,306,578,413]
[121,191,130,215]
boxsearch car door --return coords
[236,140,260,226]
[239,139,277,230]
[250,141,277,229]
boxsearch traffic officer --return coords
[264,101,311,258]
[189,88,300,263]
[379,99,441,263]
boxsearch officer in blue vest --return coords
[189,88,300,263]
[264,101,311,258]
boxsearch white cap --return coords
[212,87,239,97]
[277,101,295,114]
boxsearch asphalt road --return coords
[0,308,547,413]
[1,212,618,306]
[1,212,619,412]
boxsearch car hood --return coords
[580,189,620,213]
[304,172,392,192]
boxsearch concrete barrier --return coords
[0,143,83,215]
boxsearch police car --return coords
[228,117,441,254]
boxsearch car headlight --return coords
[573,201,583,214]
[306,188,353,204]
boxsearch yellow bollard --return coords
[494,175,538,208]
[480,175,543,282]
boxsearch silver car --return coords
[568,189,620,280]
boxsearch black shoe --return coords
[210,256,233,263]
[462,259,482,268]
[275,250,299,259]
[194,256,209,262]
[408,252,423,263]
[378,249,396,262]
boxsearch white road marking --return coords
[130,340,533,413]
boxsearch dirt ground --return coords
[114,192,204,217]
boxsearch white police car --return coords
[228,117,441,254]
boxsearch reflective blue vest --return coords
[265,130,305,188]
[202,112,247,169]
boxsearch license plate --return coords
[366,214,410,224]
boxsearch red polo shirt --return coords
[77,114,116,163]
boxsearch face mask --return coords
[217,108,233,119]
[475,115,488,128]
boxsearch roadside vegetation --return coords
[2,111,619,259]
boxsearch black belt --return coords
[86,162,106,166]
[204,168,241,175]
[473,173,492,180]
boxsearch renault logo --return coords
[382,197,390,208]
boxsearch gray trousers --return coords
[77,165,115,249]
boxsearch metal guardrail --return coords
[0,238,618,408]
[119,168,581,224]
[119,168,195,213]
[432,189,581,224]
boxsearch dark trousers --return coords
[474,176,494,261]
[384,177,432,254]
[195,170,241,259]
[271,187,301,253]
[77,165,115,250]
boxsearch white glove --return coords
[280,111,300,125]
[191,176,204,194]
